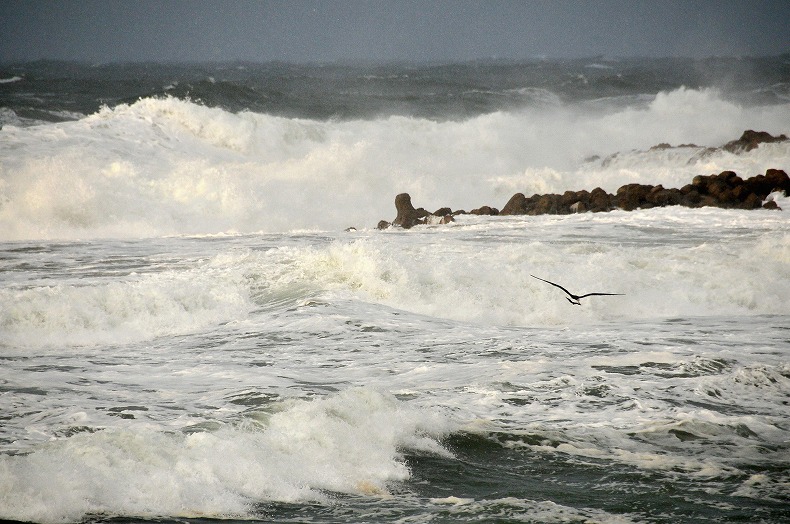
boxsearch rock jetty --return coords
[376,131,788,229]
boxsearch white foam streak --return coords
[1,90,788,240]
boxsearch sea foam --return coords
[0,388,452,523]
[0,89,788,241]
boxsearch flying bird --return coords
[530,275,624,306]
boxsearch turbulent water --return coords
[1,58,789,523]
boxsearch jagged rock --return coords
[378,193,460,229]
[392,193,425,229]
[650,143,673,151]
[723,130,789,153]
[378,166,787,230]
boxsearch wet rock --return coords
[589,187,613,212]
[426,214,455,225]
[765,168,790,193]
[377,193,461,229]
[561,190,588,212]
[470,205,499,215]
[650,142,673,151]
[500,193,528,215]
[529,194,561,215]
[615,183,654,211]
[739,193,763,209]
[377,164,787,230]
[392,193,426,229]
[570,201,588,213]
[723,130,789,153]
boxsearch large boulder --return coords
[500,193,528,215]
[588,187,613,212]
[764,168,790,193]
[615,183,654,211]
[392,193,425,229]
[646,185,683,207]
[529,194,561,215]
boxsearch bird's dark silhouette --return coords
[530,275,624,306]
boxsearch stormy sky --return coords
[2,0,788,63]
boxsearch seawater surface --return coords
[1,58,789,523]
[2,208,789,523]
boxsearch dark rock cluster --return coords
[496,168,788,216]
[377,193,457,230]
[376,130,789,229]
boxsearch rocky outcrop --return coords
[594,130,788,167]
[723,130,789,153]
[377,168,787,229]
[378,192,455,229]
[376,131,788,229]
[391,193,426,229]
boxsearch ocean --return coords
[1,57,789,523]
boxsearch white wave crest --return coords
[0,90,788,240]
[0,388,452,523]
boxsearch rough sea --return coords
[1,57,789,523]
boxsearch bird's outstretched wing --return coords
[577,292,625,299]
[531,274,624,303]
[530,275,574,299]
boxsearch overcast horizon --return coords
[2,0,789,65]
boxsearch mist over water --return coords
[1,59,789,523]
